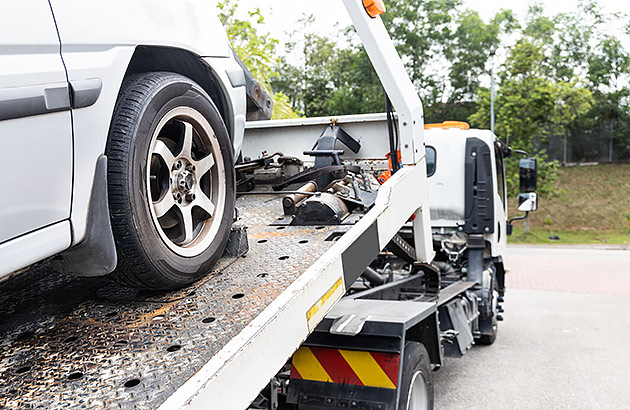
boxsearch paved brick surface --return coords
[434,245,630,410]
[506,246,630,295]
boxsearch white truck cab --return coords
[422,121,537,345]
[425,122,508,259]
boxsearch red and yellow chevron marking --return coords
[290,346,400,389]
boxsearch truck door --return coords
[494,144,507,243]
[0,2,73,243]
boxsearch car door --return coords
[0,1,73,243]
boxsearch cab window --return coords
[495,145,506,210]
[426,146,436,177]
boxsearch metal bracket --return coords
[389,233,416,262]
[330,313,370,336]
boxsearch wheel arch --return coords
[405,313,442,368]
[122,46,234,138]
[65,46,239,275]
[494,257,506,297]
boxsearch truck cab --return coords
[425,122,508,261]
[423,121,537,346]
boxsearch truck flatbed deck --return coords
[0,194,350,409]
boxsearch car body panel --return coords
[202,56,247,158]
[0,2,73,247]
[49,0,245,244]
[0,221,72,279]
[0,1,246,278]
[49,0,232,59]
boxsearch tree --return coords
[381,0,461,107]
[220,0,630,170]
[447,9,518,102]
[274,1,512,120]
[470,30,593,197]
[217,0,298,119]
[546,1,630,162]
[272,19,385,117]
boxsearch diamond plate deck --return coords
[0,195,349,409]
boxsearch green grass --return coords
[509,226,630,245]
[508,164,630,245]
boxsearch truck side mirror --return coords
[519,158,537,193]
[517,192,538,212]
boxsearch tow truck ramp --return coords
[0,159,426,409]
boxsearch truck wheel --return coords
[398,342,434,410]
[106,72,235,290]
[477,286,499,345]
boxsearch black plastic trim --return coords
[70,78,102,109]
[51,155,117,277]
[307,319,404,354]
[288,379,396,409]
[464,137,495,234]
[0,82,70,121]
[341,221,380,285]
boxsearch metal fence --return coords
[540,121,630,163]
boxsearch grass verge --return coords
[509,226,630,245]
[508,163,630,245]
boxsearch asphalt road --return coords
[433,245,630,410]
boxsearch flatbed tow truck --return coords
[0,1,538,409]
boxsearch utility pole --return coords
[490,48,496,133]
[609,118,614,162]
[525,214,531,234]
[563,129,568,164]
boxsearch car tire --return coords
[398,342,434,410]
[105,71,235,290]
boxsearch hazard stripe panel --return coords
[291,347,400,389]
[369,351,400,387]
[290,346,331,382]
[311,348,364,386]
[338,349,396,389]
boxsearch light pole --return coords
[490,48,496,133]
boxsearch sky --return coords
[229,0,630,44]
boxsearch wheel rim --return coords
[146,107,226,257]
[407,370,428,410]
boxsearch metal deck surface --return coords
[0,195,347,409]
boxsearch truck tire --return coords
[106,72,235,290]
[398,342,434,410]
[477,284,500,345]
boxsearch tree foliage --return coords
[272,18,385,117]
[218,0,630,196]
[447,9,518,101]
[381,0,461,105]
[217,0,298,119]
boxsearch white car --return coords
[0,1,250,289]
